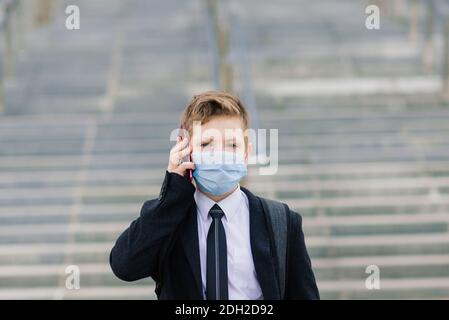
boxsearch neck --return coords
[199,186,238,203]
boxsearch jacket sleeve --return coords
[109,171,196,282]
[286,210,320,300]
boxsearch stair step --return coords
[318,277,449,299]
[0,286,156,300]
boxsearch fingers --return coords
[170,136,189,154]
[180,161,195,171]
[167,136,194,177]
[178,144,192,159]
[167,160,195,177]
[168,145,191,167]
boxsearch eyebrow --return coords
[200,137,214,143]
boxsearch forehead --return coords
[193,116,245,137]
[200,116,243,130]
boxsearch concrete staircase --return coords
[241,0,449,299]
[0,0,448,299]
[0,0,210,299]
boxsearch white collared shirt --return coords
[194,186,263,300]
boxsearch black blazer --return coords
[110,171,320,300]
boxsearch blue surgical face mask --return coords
[191,151,248,196]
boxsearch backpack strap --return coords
[259,197,289,299]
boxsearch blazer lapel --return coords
[242,187,281,299]
[180,204,203,299]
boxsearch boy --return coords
[110,91,319,300]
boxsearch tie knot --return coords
[209,204,224,220]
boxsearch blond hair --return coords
[180,91,249,140]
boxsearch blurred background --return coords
[0,0,449,299]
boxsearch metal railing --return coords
[204,0,260,129]
[370,0,449,99]
[0,0,51,113]
[205,0,233,92]
[421,0,449,98]
[0,0,22,113]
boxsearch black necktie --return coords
[206,204,229,300]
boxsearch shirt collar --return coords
[194,185,243,223]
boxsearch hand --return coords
[167,136,195,177]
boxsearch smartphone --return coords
[179,124,193,182]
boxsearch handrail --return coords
[417,0,449,98]
[0,0,36,114]
[0,0,21,113]
[205,0,233,92]
[433,0,449,98]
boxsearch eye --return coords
[201,142,210,147]
[227,141,237,148]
